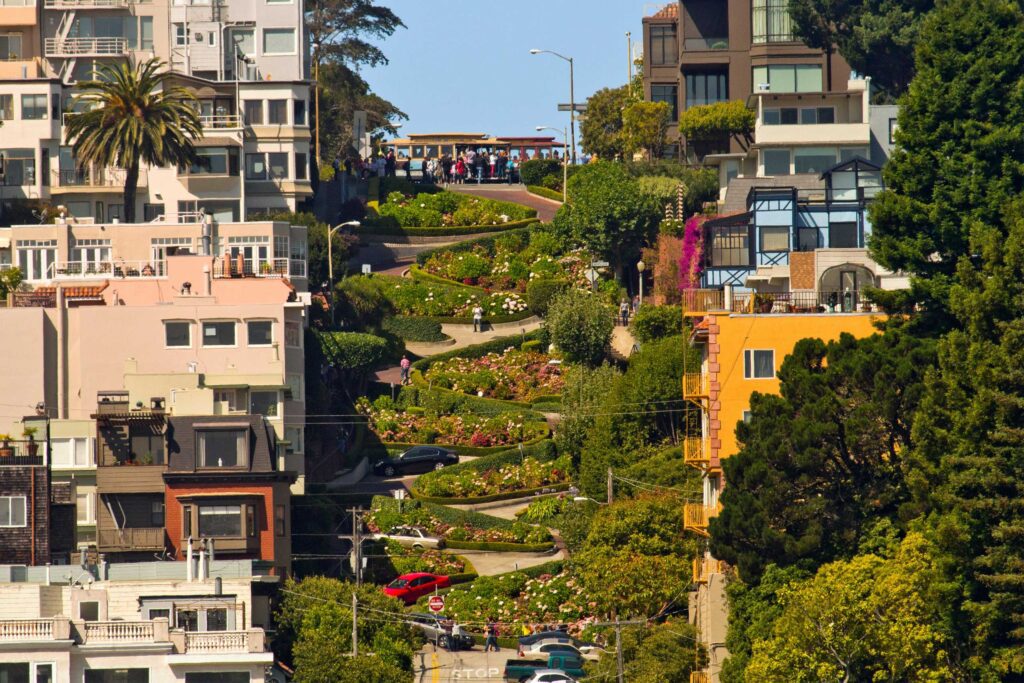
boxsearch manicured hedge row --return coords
[356,217,539,237]
[414,226,539,266]
[408,265,486,291]
[409,371,535,411]
[446,540,555,553]
[381,315,448,342]
[416,441,558,479]
[410,483,572,506]
[378,425,550,456]
[527,185,565,202]
[411,330,545,372]
[396,384,550,421]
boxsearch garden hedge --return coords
[415,441,557,479]
[378,424,550,456]
[396,384,550,420]
[445,540,555,552]
[410,483,572,506]
[356,217,539,237]
[411,330,545,372]
[407,265,486,292]
[414,226,539,266]
[527,185,565,202]
[381,315,448,342]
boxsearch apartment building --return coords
[642,1,851,157]
[0,558,278,682]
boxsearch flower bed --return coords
[367,191,535,229]
[367,496,552,548]
[386,543,469,576]
[422,347,564,402]
[414,454,572,499]
[515,495,575,524]
[356,396,544,448]
[366,275,529,318]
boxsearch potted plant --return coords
[22,427,38,457]
[753,292,774,313]
[0,435,12,458]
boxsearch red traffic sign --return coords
[428,595,445,613]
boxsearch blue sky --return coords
[364,1,652,139]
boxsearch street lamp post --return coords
[535,125,568,202]
[328,221,360,327]
[530,49,576,165]
[637,260,646,307]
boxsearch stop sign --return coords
[428,595,445,613]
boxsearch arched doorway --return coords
[819,264,876,312]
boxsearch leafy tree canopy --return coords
[621,101,671,161]
[587,620,702,683]
[789,0,934,100]
[544,289,614,368]
[678,100,753,143]
[709,331,935,581]
[580,85,630,160]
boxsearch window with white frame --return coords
[0,664,56,683]
[262,28,296,54]
[247,320,273,346]
[214,389,242,413]
[0,95,12,121]
[744,349,775,379]
[76,491,95,525]
[267,99,287,124]
[274,235,289,259]
[51,437,93,467]
[165,321,191,348]
[198,505,242,536]
[198,429,245,468]
[202,321,236,347]
[0,496,27,527]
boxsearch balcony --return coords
[45,37,129,57]
[97,527,166,551]
[692,556,725,585]
[213,257,291,279]
[51,167,148,191]
[0,59,43,78]
[690,673,711,683]
[683,37,728,51]
[681,289,726,316]
[45,0,130,6]
[82,620,156,643]
[199,114,243,130]
[731,290,875,315]
[684,502,721,536]
[683,436,709,467]
[49,260,163,280]
[683,373,708,400]
[0,619,70,642]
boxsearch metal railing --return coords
[0,437,45,465]
[683,436,708,467]
[683,37,729,50]
[682,373,709,399]
[692,557,726,585]
[684,503,721,536]
[213,257,290,279]
[732,290,871,314]
[681,289,726,315]
[0,620,54,641]
[184,630,248,653]
[690,673,711,683]
[97,527,166,551]
[199,114,242,130]
[44,0,131,6]
[51,167,146,188]
[45,37,128,56]
[49,260,164,279]
[83,621,155,643]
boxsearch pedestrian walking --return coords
[484,618,499,652]
[472,305,484,333]
[619,300,630,326]
[452,621,465,651]
[399,355,411,385]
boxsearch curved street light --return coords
[530,48,576,164]
[535,125,568,202]
[328,220,360,326]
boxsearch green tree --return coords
[587,621,702,683]
[553,162,661,266]
[335,276,394,329]
[630,304,682,343]
[788,0,934,100]
[64,58,201,223]
[317,62,408,161]
[744,534,959,682]
[556,363,621,469]
[580,85,630,160]
[709,331,934,582]
[544,289,613,367]
[677,100,753,159]
[0,266,23,299]
[868,0,1024,330]
[621,100,671,161]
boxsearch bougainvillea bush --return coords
[364,275,528,317]
[356,396,537,447]
[423,348,564,401]
[414,454,573,499]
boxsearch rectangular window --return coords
[85,671,149,683]
[243,100,264,125]
[754,64,822,93]
[245,153,267,180]
[285,321,301,347]
[206,608,229,632]
[21,94,46,120]
[79,601,99,621]
[275,504,286,537]
[150,501,165,527]
[293,99,306,126]
[889,118,898,144]
[202,321,236,347]
[744,349,775,379]
[292,152,308,181]
[794,147,837,174]
[752,0,793,43]
[742,410,753,423]
[189,147,234,175]
[649,24,676,66]
[800,107,834,124]
[650,84,678,121]
[149,609,170,622]
[0,95,12,121]
[760,226,790,252]
[183,505,192,537]
[76,492,95,524]
[139,16,153,50]
[199,505,242,536]
[685,71,728,108]
[829,222,860,248]
[285,426,304,454]
[198,430,245,467]
[247,320,273,345]
[174,23,186,46]
[250,390,278,417]
[798,226,819,251]
[0,33,23,60]
[177,610,198,631]
[285,374,303,402]
[262,28,296,54]
[710,225,749,267]
[165,321,191,347]
[268,152,288,179]
[51,437,92,467]
[0,496,26,527]
[763,149,791,175]
[267,99,287,124]
[130,429,165,465]
[247,505,256,537]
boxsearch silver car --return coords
[371,525,444,550]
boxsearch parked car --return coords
[520,641,602,661]
[503,653,585,682]
[518,629,572,650]
[408,612,474,650]
[521,671,578,683]
[383,572,450,605]
[372,446,459,477]
[371,526,444,550]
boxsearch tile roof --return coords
[649,3,678,19]
[35,284,110,300]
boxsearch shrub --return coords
[526,278,570,316]
[630,305,682,343]
[381,316,447,342]
[316,331,390,371]
[336,276,395,328]
[368,190,535,229]
[522,339,542,353]
[637,175,683,208]
[545,289,614,366]
[519,158,563,186]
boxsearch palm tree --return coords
[64,58,203,223]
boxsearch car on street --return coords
[372,446,459,477]
[408,613,474,650]
[383,572,450,605]
[371,525,444,550]
[503,653,585,682]
[520,641,602,661]
[521,671,578,683]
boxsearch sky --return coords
[364,1,653,140]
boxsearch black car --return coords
[372,446,459,477]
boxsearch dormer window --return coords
[197,429,246,468]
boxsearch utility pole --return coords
[351,592,358,656]
[615,615,625,683]
[607,467,614,504]
[344,507,363,585]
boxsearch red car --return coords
[383,572,450,605]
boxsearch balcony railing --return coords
[683,37,729,50]
[690,673,711,683]
[97,527,166,551]
[683,373,708,399]
[184,631,248,653]
[681,289,726,316]
[0,620,55,641]
[692,557,725,585]
[199,114,242,130]
[683,436,708,467]
[45,37,129,56]
[213,257,290,279]
[732,290,873,314]
[84,621,155,643]
[684,502,721,536]
[51,167,146,188]
[49,260,164,280]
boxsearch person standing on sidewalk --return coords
[399,355,411,385]
[484,618,499,652]
[472,305,484,333]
